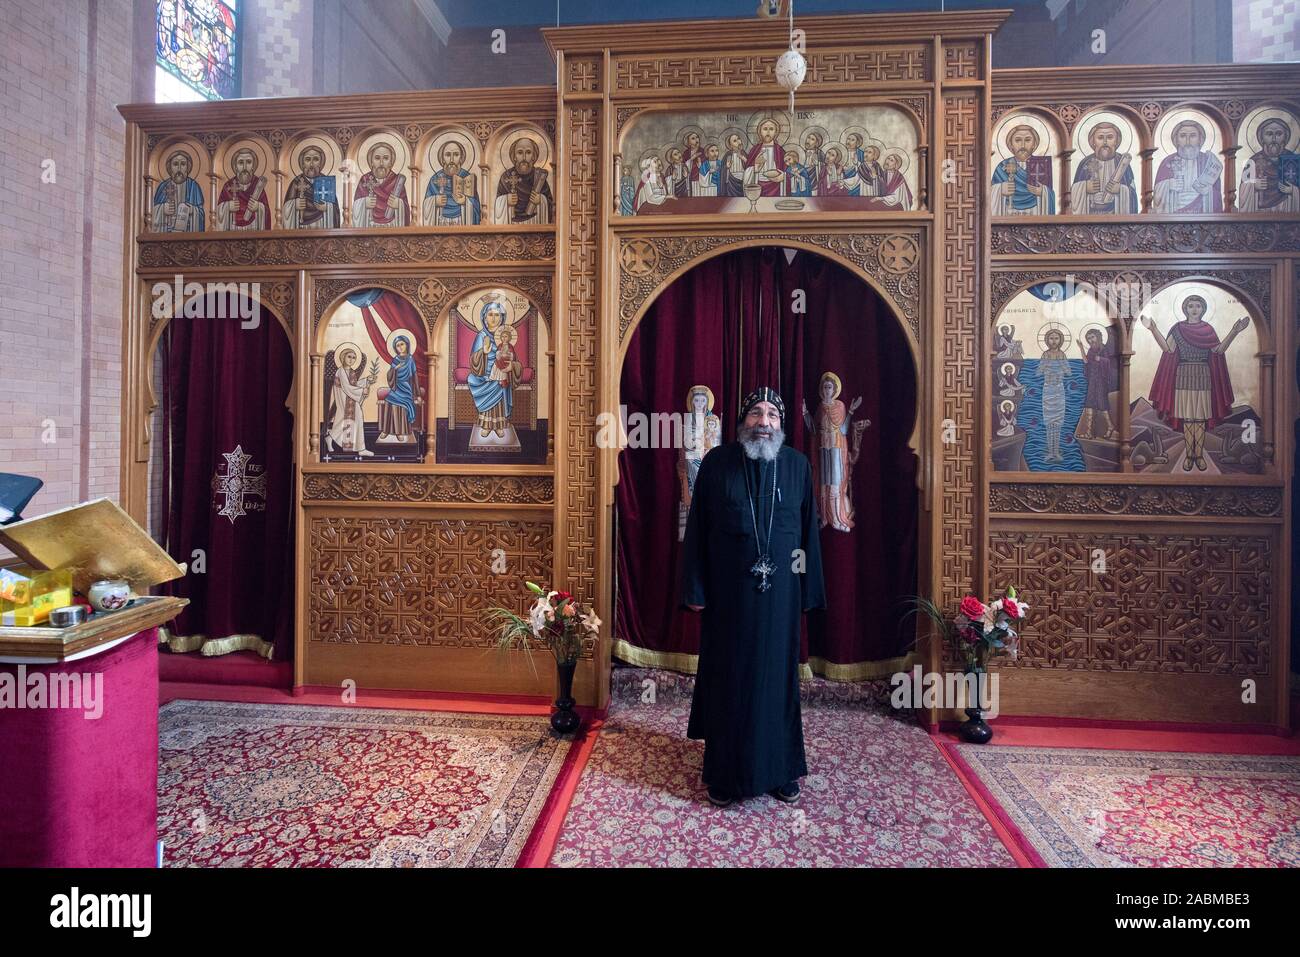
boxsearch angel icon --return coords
[802,371,870,533]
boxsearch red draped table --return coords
[0,596,186,867]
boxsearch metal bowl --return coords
[49,605,88,628]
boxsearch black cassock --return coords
[680,441,826,797]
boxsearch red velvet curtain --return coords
[161,298,296,660]
[362,292,430,400]
[615,247,918,674]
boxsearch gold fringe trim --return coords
[612,639,699,674]
[160,627,274,660]
[613,640,918,683]
[805,652,920,682]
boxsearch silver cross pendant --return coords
[750,554,776,592]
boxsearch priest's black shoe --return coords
[771,782,800,803]
[707,787,734,807]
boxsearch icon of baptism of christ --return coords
[802,372,869,533]
[679,385,722,541]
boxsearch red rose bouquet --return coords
[908,586,1029,671]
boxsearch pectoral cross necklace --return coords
[744,458,778,592]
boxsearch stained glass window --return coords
[155,0,239,103]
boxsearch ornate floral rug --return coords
[948,744,1300,867]
[158,700,571,867]
[548,669,1016,867]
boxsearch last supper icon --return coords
[436,289,549,464]
[318,288,428,463]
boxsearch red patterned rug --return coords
[158,700,572,867]
[947,744,1300,867]
[548,669,1016,867]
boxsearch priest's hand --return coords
[687,604,704,612]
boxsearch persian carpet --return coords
[157,700,571,867]
[947,744,1300,867]
[548,669,1016,867]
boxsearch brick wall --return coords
[244,0,314,98]
[439,27,555,88]
[311,0,444,95]
[1234,0,1300,61]
[0,0,151,540]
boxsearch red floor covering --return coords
[159,665,1299,868]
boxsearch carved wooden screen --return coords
[120,87,566,699]
[990,65,1298,728]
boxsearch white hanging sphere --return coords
[775,48,807,92]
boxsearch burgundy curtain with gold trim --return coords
[615,247,917,675]
[160,299,295,660]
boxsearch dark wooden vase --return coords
[959,665,993,744]
[550,658,581,734]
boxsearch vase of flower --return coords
[959,664,994,744]
[551,658,581,734]
[905,586,1030,746]
[485,581,600,738]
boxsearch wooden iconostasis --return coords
[120,14,1298,724]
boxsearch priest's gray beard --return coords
[738,424,785,461]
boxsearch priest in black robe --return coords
[681,386,826,806]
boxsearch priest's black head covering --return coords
[737,386,785,425]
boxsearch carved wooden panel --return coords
[989,530,1272,676]
[943,41,980,80]
[148,278,295,338]
[303,474,554,505]
[560,103,601,600]
[989,483,1283,518]
[567,57,603,94]
[990,267,1272,328]
[138,233,556,270]
[307,515,564,651]
[615,106,645,139]
[992,221,1300,257]
[940,90,982,608]
[896,95,932,137]
[617,230,923,345]
[616,96,930,141]
[612,46,929,94]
